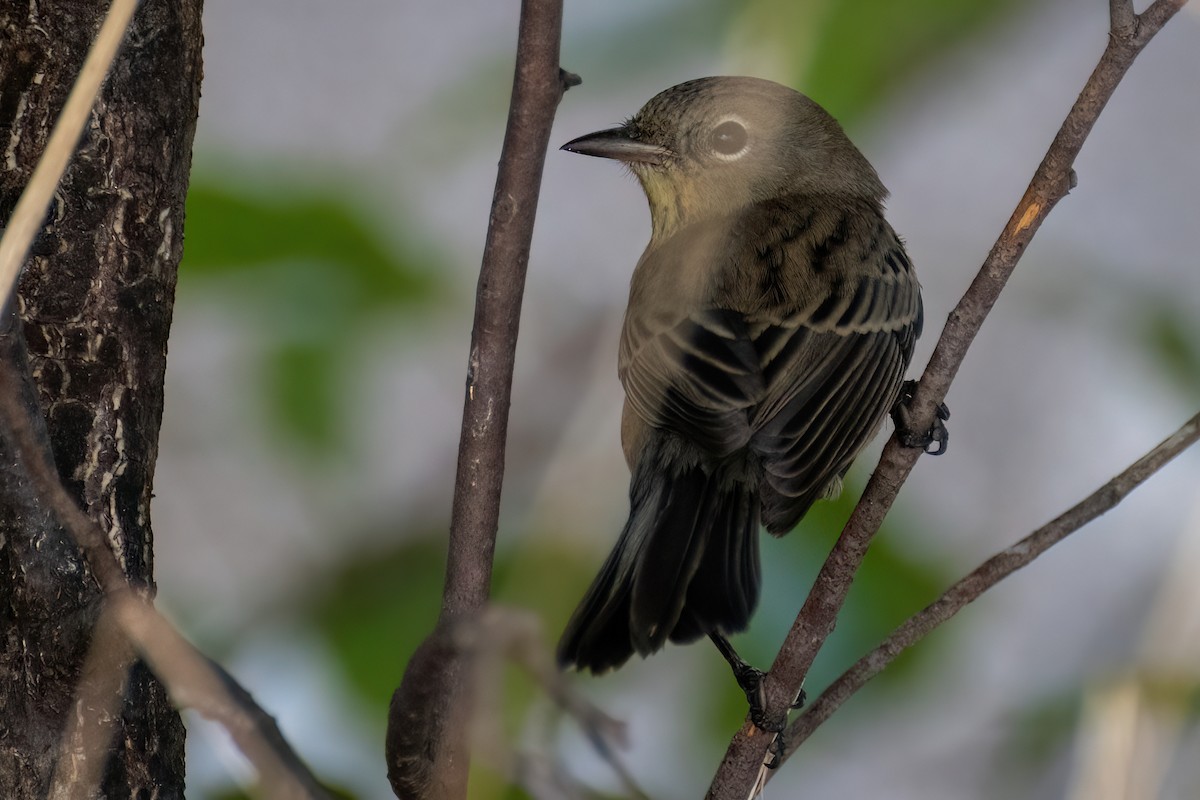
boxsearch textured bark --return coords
[0,0,203,797]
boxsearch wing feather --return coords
[617,193,921,533]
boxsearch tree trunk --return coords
[0,1,203,796]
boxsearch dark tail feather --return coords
[557,437,761,673]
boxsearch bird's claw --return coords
[760,685,805,770]
[892,380,950,456]
[764,732,784,770]
[710,632,803,768]
[732,664,775,731]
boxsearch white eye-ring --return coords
[709,115,750,161]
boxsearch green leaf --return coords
[264,340,340,452]
[179,174,447,454]
[734,0,1031,126]
[308,535,448,712]
[182,180,437,309]
[1138,302,1200,402]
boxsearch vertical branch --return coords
[706,1,1190,797]
[388,0,575,797]
[442,0,570,620]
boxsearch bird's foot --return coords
[709,632,805,741]
[735,662,778,732]
[759,687,809,770]
[892,380,950,456]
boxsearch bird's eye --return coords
[709,120,748,157]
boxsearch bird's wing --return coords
[620,306,764,458]
[619,199,921,533]
[749,224,922,533]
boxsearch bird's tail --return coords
[557,435,761,673]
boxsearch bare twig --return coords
[441,0,572,619]
[48,609,137,800]
[388,0,574,796]
[778,410,1200,764]
[387,607,643,800]
[0,352,328,800]
[707,2,1190,796]
[110,594,334,800]
[0,0,139,307]
[0,355,334,800]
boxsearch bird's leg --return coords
[891,379,950,455]
[708,632,805,732]
[709,632,807,770]
[708,632,770,728]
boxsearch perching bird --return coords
[557,77,924,694]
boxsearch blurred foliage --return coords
[181,178,444,453]
[995,675,1200,795]
[209,782,359,800]
[307,534,448,711]
[793,0,1031,126]
[995,688,1082,785]
[423,0,1031,163]
[302,529,604,715]
[301,529,612,800]
[1137,299,1200,402]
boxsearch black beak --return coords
[560,127,671,165]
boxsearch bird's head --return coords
[562,76,886,240]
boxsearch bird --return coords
[556,77,924,711]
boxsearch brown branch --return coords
[387,0,575,797]
[0,353,335,800]
[387,607,643,800]
[707,2,1190,796]
[441,0,572,619]
[109,595,335,800]
[778,409,1200,767]
[49,606,137,800]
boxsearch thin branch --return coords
[778,409,1200,765]
[392,0,573,796]
[0,355,333,800]
[0,0,139,309]
[441,0,572,620]
[389,607,644,800]
[49,609,137,800]
[110,594,335,800]
[1110,0,1136,35]
[707,3,1190,796]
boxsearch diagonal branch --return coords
[707,1,1190,796]
[779,409,1200,765]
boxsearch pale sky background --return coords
[154,1,1200,797]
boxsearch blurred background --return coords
[153,0,1200,797]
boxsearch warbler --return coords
[557,77,923,698]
